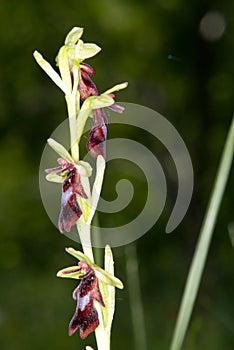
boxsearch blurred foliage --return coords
[0,0,233,349]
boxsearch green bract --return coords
[33,51,68,94]
[87,155,106,224]
[47,138,73,162]
[45,172,64,183]
[98,245,116,331]
[57,46,72,93]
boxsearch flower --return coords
[69,262,104,338]
[57,247,124,339]
[45,158,88,233]
[73,60,126,159]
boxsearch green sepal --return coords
[47,138,73,162]
[57,265,83,279]
[65,27,84,45]
[75,40,101,60]
[89,94,114,109]
[45,172,64,183]
[77,160,92,177]
[65,247,93,266]
[94,265,123,290]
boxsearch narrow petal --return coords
[108,102,125,114]
[56,266,83,279]
[47,139,73,163]
[103,82,128,95]
[65,248,93,265]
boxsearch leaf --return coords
[169,115,234,350]
[33,51,68,94]
[57,265,83,279]
[47,138,73,162]
[65,27,84,45]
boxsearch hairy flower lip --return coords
[86,108,108,159]
[59,164,88,233]
[45,158,89,233]
[68,262,105,339]
[78,61,99,101]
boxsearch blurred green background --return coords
[0,0,233,349]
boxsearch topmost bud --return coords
[65,27,84,45]
[62,27,101,62]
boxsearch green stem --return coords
[170,115,234,350]
[66,62,111,350]
[95,328,110,350]
[76,220,94,263]
[65,78,94,263]
[66,94,79,162]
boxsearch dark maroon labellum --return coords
[59,166,87,233]
[86,108,108,159]
[78,62,98,101]
[45,158,87,233]
[69,262,105,339]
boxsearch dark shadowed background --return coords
[0,0,233,349]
